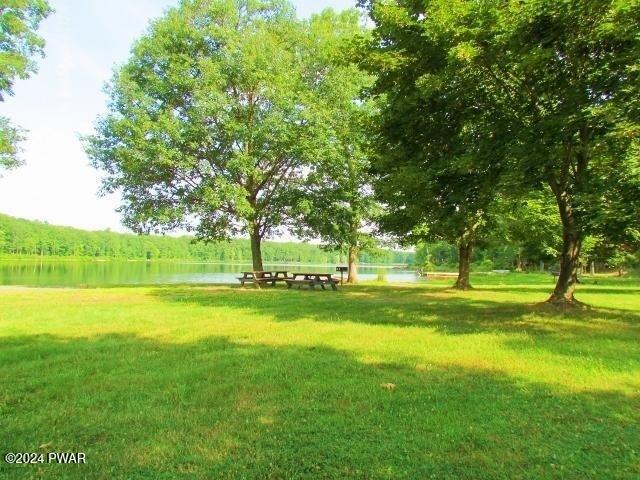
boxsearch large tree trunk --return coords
[548,227,581,305]
[547,189,583,306]
[453,242,473,290]
[249,224,264,272]
[347,245,358,284]
[546,131,590,306]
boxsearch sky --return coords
[0,0,357,233]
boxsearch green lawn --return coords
[1,277,639,479]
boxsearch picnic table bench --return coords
[285,273,340,291]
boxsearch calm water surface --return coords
[0,261,420,287]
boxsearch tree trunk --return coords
[249,224,264,272]
[590,261,595,276]
[546,132,590,306]
[453,242,473,290]
[347,245,358,284]
[547,195,582,306]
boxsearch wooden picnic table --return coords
[237,271,290,287]
[237,270,340,291]
[286,272,339,291]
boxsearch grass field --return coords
[1,275,639,479]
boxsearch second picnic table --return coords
[285,272,339,291]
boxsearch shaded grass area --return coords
[0,281,639,479]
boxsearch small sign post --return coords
[336,266,348,285]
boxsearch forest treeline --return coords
[0,214,413,265]
[3,213,637,272]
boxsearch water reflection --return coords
[0,261,419,287]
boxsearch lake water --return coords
[0,261,420,287]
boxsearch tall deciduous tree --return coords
[482,0,640,305]
[359,0,510,290]
[290,9,375,284]
[0,0,52,172]
[86,0,349,271]
[374,166,502,290]
[360,0,640,305]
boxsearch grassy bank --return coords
[1,280,639,479]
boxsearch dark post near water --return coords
[336,266,348,285]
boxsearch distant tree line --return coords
[6,212,635,273]
[0,214,413,265]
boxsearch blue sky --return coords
[0,0,356,232]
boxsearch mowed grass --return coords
[0,276,639,479]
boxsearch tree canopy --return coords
[86,0,368,272]
[360,0,640,303]
[359,0,514,289]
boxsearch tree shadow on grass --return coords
[472,285,640,295]
[0,334,638,479]
[149,285,640,372]
[150,284,640,333]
